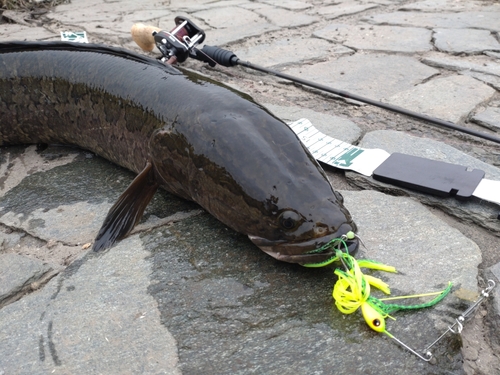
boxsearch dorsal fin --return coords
[92,161,159,252]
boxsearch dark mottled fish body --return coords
[0,41,357,263]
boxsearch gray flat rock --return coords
[261,0,312,10]
[385,75,496,123]
[263,104,362,144]
[433,28,500,55]
[191,6,261,29]
[343,190,481,299]
[461,71,500,91]
[113,10,174,35]
[233,38,351,68]
[0,254,53,307]
[167,0,253,12]
[0,148,198,246]
[192,7,280,45]
[0,236,181,375]
[471,107,500,131]
[252,5,319,27]
[347,130,500,234]
[423,53,500,78]
[0,24,58,41]
[485,51,500,59]
[312,3,379,19]
[398,0,499,12]
[48,1,173,40]
[363,11,500,32]
[314,24,432,53]
[285,54,438,100]
[143,191,477,374]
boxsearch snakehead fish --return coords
[0,41,358,264]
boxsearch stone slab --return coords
[252,5,319,28]
[485,51,500,60]
[261,0,312,10]
[0,236,181,375]
[0,150,198,246]
[0,253,53,306]
[0,24,58,41]
[233,37,351,68]
[0,145,78,197]
[398,0,499,12]
[263,104,362,144]
[49,1,173,39]
[165,0,253,12]
[346,130,500,234]
[363,11,500,33]
[472,107,500,131]
[143,191,476,374]
[192,6,262,29]
[192,7,280,46]
[423,53,500,78]
[314,24,432,53]
[285,54,439,100]
[385,75,496,123]
[2,10,33,26]
[461,71,500,91]
[0,201,110,245]
[433,28,500,55]
[312,3,379,19]
[207,23,281,46]
[113,10,174,35]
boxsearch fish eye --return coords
[278,211,301,231]
[373,319,381,327]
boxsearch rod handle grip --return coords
[200,45,238,67]
[131,23,161,51]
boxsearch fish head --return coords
[247,188,358,265]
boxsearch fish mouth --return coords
[248,233,359,265]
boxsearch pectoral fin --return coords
[92,161,159,252]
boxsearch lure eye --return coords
[278,211,301,231]
[361,303,386,333]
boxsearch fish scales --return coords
[0,41,358,264]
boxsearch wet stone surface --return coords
[145,192,476,375]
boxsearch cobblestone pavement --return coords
[1,1,500,374]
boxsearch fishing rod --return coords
[131,18,500,145]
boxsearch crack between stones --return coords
[0,268,59,310]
